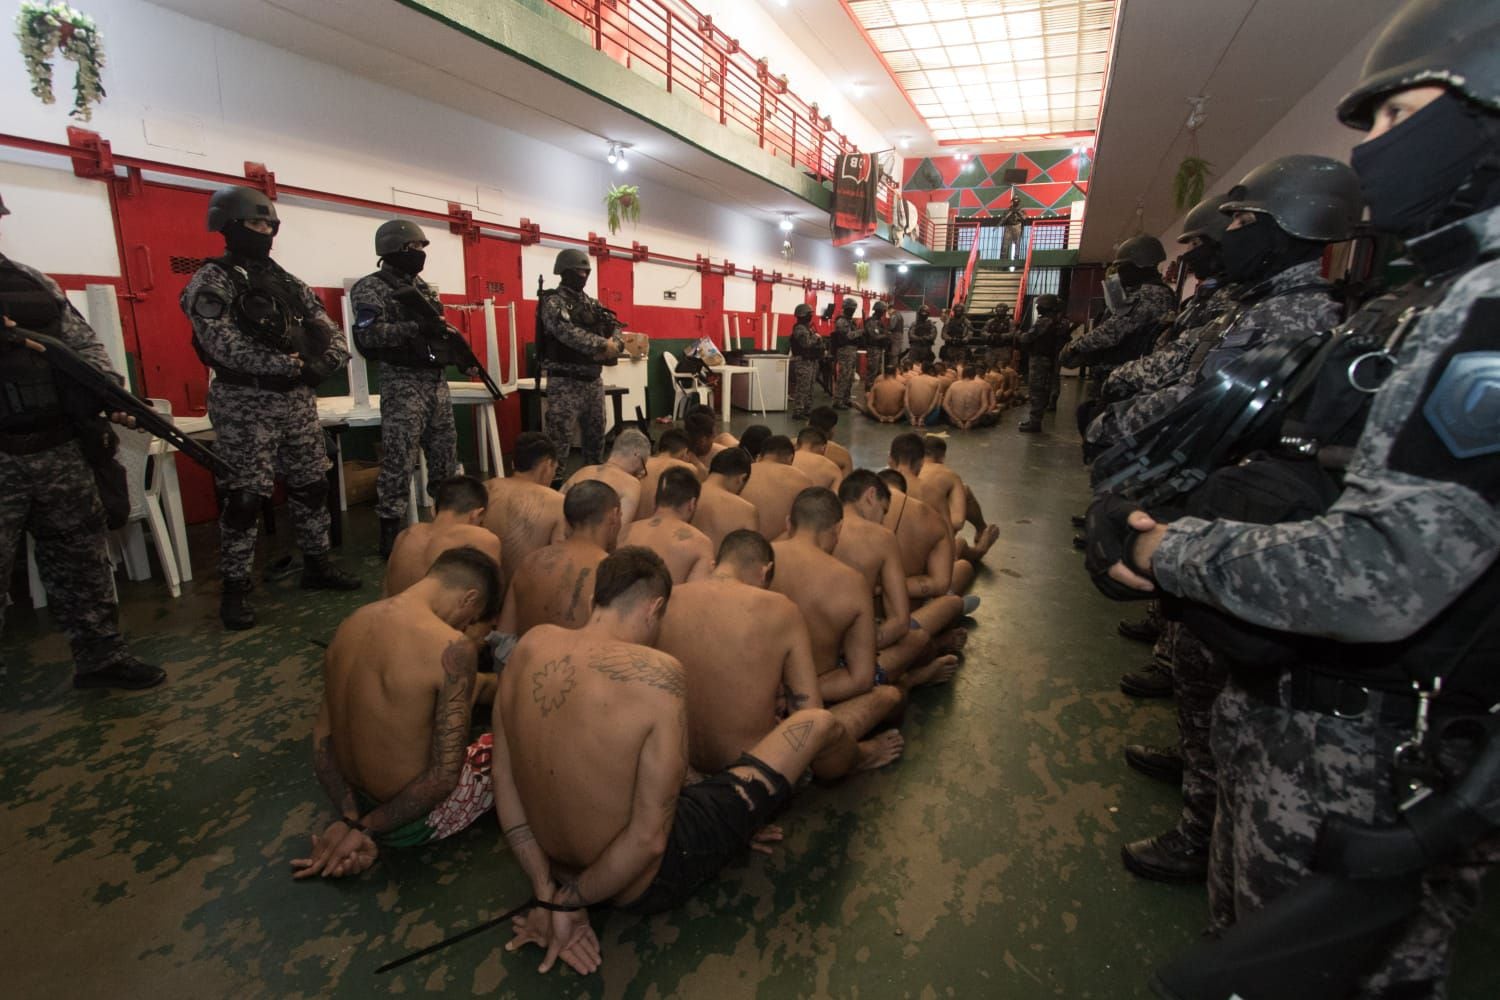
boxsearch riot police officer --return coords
[1092,1,1500,991]
[865,300,891,377]
[886,302,907,360]
[909,303,937,363]
[983,303,1014,367]
[537,248,621,468]
[940,301,973,363]
[181,186,361,630]
[831,296,861,409]
[350,219,459,558]
[1059,235,1176,403]
[0,192,164,689]
[1016,294,1067,433]
[788,302,823,420]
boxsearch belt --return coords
[213,369,300,392]
[0,423,74,454]
[1239,668,1419,727]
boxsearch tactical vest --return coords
[197,256,333,386]
[790,323,822,360]
[536,287,604,373]
[831,314,858,349]
[866,318,890,350]
[0,258,66,432]
[356,268,448,370]
[1094,282,1170,366]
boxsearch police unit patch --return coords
[192,292,226,320]
[353,306,379,331]
[1423,351,1500,458]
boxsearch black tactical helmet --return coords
[1036,293,1062,313]
[1178,193,1233,245]
[794,303,813,320]
[1219,154,1363,242]
[207,186,278,233]
[952,302,966,314]
[376,219,429,255]
[1111,235,1166,268]
[917,304,930,319]
[842,297,857,311]
[554,248,591,275]
[872,300,887,314]
[1337,0,1500,130]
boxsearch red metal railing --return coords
[543,0,885,193]
[951,231,982,308]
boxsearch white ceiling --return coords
[1080,0,1403,261]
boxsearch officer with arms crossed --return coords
[1092,1,1500,993]
[1060,235,1176,405]
[0,192,164,689]
[865,300,891,377]
[350,220,459,559]
[788,302,822,421]
[1015,294,1069,433]
[537,248,621,473]
[830,296,862,409]
[181,186,361,631]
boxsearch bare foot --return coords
[933,627,968,655]
[855,730,905,770]
[906,654,960,687]
[971,523,1001,562]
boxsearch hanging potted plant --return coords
[15,2,107,121]
[604,184,640,236]
[1173,156,1212,212]
[854,260,870,289]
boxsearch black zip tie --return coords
[375,898,537,975]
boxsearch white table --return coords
[709,364,766,420]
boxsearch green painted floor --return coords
[2,376,1497,999]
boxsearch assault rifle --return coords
[1,325,230,476]
[391,287,506,400]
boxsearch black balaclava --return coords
[1114,261,1158,289]
[1219,215,1321,285]
[1181,241,1223,281]
[1351,92,1499,238]
[382,250,426,276]
[560,268,589,293]
[224,220,273,260]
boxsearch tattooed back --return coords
[618,515,714,584]
[482,478,565,588]
[502,538,608,634]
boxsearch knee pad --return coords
[286,477,329,510]
[222,489,267,531]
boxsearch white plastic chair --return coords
[662,350,711,420]
[115,421,183,598]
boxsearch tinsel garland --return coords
[15,2,107,121]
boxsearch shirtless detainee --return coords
[683,410,725,476]
[619,466,714,584]
[636,429,699,522]
[942,366,1000,430]
[563,428,649,525]
[737,424,772,460]
[792,427,843,491]
[498,480,621,634]
[294,547,502,879]
[692,447,759,551]
[658,529,902,777]
[922,435,1000,562]
[484,433,566,590]
[865,367,906,423]
[494,548,847,973]
[889,434,997,569]
[903,362,944,427]
[878,469,976,637]
[384,476,502,597]
[807,407,854,478]
[738,435,813,539]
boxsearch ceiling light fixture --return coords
[898,263,909,274]
[780,213,794,232]
[606,141,631,171]
[855,247,866,258]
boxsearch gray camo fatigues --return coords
[349,268,457,520]
[1153,206,1500,996]
[788,321,821,419]
[832,315,859,407]
[538,285,614,467]
[1060,282,1176,400]
[181,260,347,582]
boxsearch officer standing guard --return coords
[350,220,458,558]
[831,296,861,409]
[537,248,621,472]
[788,302,822,420]
[865,300,891,376]
[1060,235,1176,404]
[940,301,973,363]
[0,192,164,689]
[1016,294,1067,433]
[909,303,937,363]
[1091,2,1500,992]
[181,186,361,630]
[887,302,907,361]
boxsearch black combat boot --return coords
[221,577,256,630]
[1121,829,1209,882]
[301,553,362,591]
[1017,420,1042,433]
[1117,616,1160,644]
[74,655,167,690]
[1120,661,1174,698]
[378,517,402,559]
[1124,744,1184,783]
[1070,514,1087,527]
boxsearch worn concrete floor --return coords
[2,376,1497,999]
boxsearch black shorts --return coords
[617,752,792,916]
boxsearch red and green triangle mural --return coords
[900,148,1093,220]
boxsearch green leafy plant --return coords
[854,260,870,289]
[1173,156,1212,212]
[604,184,640,236]
[15,2,106,121]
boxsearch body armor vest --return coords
[790,323,822,360]
[537,287,607,373]
[1095,283,1170,366]
[199,256,333,386]
[358,268,449,370]
[0,259,66,431]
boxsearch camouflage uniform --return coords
[939,312,974,363]
[1059,282,1176,400]
[908,316,937,364]
[1168,624,1225,851]
[0,255,131,675]
[864,314,890,378]
[538,284,616,466]
[1016,312,1069,426]
[887,310,907,359]
[788,321,822,419]
[349,265,457,521]
[831,313,860,408]
[1152,205,1500,994]
[1102,283,1238,401]
[181,257,348,583]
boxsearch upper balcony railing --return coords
[543,0,897,217]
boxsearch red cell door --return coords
[463,233,526,457]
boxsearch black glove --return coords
[1084,492,1157,601]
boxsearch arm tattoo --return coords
[503,823,536,849]
[312,733,358,818]
[782,719,814,752]
[532,656,577,715]
[554,874,588,906]
[781,683,810,714]
[360,640,475,833]
[590,650,685,698]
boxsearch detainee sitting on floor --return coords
[383,475,502,597]
[293,547,503,879]
[864,366,907,423]
[494,547,847,974]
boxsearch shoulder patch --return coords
[1422,352,1500,459]
[353,305,380,330]
[192,291,227,320]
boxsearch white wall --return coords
[1154,20,1385,251]
[0,0,882,303]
